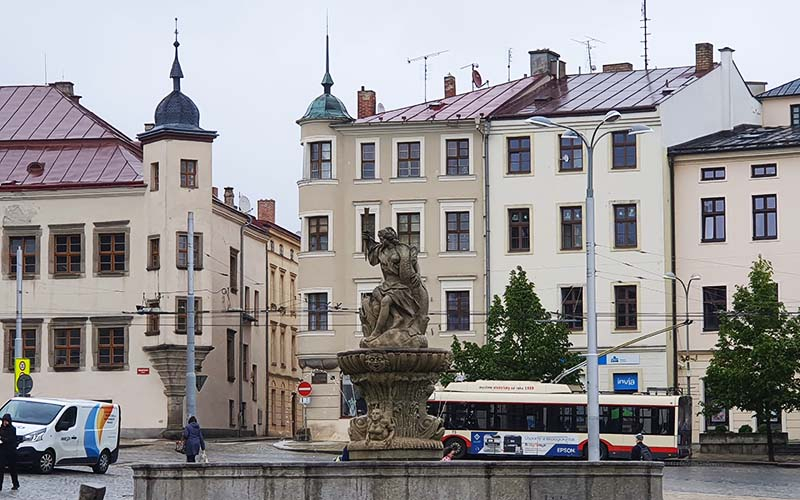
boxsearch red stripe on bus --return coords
[606,445,677,454]
[442,434,471,448]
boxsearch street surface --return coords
[8,441,800,500]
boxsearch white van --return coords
[0,397,120,474]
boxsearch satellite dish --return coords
[239,194,252,214]
[377,102,385,113]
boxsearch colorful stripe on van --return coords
[83,404,114,459]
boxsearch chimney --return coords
[746,81,767,96]
[695,43,714,73]
[212,186,219,199]
[558,60,567,79]
[258,199,276,224]
[529,49,560,78]
[223,187,234,207]
[444,74,456,98]
[144,123,155,131]
[50,81,74,96]
[357,86,376,119]
[602,62,633,73]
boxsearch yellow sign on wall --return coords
[14,358,30,392]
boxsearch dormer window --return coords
[791,105,800,127]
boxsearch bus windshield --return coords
[0,400,64,425]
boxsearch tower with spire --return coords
[298,31,352,123]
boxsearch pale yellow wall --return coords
[761,96,800,126]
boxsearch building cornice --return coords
[0,183,146,200]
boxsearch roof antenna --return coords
[43,52,47,84]
[572,37,603,72]
[407,49,448,101]
[641,0,651,70]
[507,48,512,82]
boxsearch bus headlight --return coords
[23,429,46,442]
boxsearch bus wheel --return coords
[581,443,609,460]
[444,437,468,459]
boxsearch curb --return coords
[665,458,800,468]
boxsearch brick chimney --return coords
[444,74,456,98]
[212,186,219,199]
[602,62,633,73]
[50,81,81,103]
[529,49,560,78]
[223,187,234,207]
[357,87,376,119]
[695,43,714,73]
[258,199,275,224]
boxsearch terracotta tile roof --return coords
[758,77,800,99]
[0,85,142,189]
[669,124,800,155]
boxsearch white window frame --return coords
[391,137,426,181]
[353,202,381,256]
[439,277,476,336]
[299,210,334,256]
[354,278,381,336]
[355,137,381,182]
[439,134,475,180]
[302,135,338,182]
[390,200,426,254]
[299,287,334,335]
[438,199,476,255]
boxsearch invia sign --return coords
[613,373,639,392]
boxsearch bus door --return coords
[677,396,692,457]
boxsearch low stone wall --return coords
[133,461,663,500]
[699,432,788,455]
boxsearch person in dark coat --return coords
[0,414,19,490]
[182,416,206,463]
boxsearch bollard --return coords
[78,484,106,500]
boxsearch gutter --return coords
[668,155,679,389]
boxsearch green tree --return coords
[704,257,800,461]
[446,266,582,384]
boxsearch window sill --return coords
[440,330,476,337]
[700,240,727,245]
[174,331,203,335]
[177,266,204,271]
[612,328,641,334]
[610,246,639,252]
[51,273,84,279]
[437,175,476,182]
[298,330,336,336]
[53,366,81,372]
[752,237,779,243]
[96,366,126,371]
[558,248,584,254]
[354,179,382,185]
[297,179,339,187]
[299,251,335,259]
[438,251,477,258]
[507,249,532,255]
[7,274,38,280]
[95,271,128,278]
[144,331,160,337]
[556,169,584,175]
[390,177,427,183]
[609,167,639,172]
[146,266,160,271]
[228,377,236,383]
[504,171,533,177]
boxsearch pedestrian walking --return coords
[0,414,20,490]
[182,416,206,463]
[630,433,653,461]
[440,446,456,461]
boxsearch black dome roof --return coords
[155,90,201,129]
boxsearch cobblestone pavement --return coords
[12,443,800,500]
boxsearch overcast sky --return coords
[2,0,796,230]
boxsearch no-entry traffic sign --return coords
[298,381,312,397]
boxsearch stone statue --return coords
[360,227,429,348]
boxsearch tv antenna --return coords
[507,48,512,82]
[407,49,448,101]
[572,37,603,72]
[641,0,651,70]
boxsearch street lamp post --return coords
[526,112,652,461]
[664,272,700,398]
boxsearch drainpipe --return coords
[238,216,247,437]
[668,155,679,390]
[264,240,270,433]
[479,119,491,318]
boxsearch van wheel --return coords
[92,450,111,474]
[37,449,55,474]
[443,437,468,459]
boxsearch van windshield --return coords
[0,400,64,425]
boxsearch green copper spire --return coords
[298,29,352,123]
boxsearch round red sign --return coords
[298,381,312,397]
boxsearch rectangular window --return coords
[97,233,126,273]
[360,142,375,179]
[753,194,777,240]
[229,248,239,293]
[751,163,777,178]
[446,291,470,331]
[280,329,286,367]
[176,297,202,334]
[700,167,725,181]
[561,287,584,331]
[445,211,470,252]
[397,142,421,177]
[147,236,160,270]
[96,327,125,370]
[614,285,637,330]
[245,286,251,313]
[176,233,202,269]
[397,212,421,249]
[180,159,197,188]
[146,299,160,335]
[229,400,236,428]
[226,330,236,382]
[361,212,375,253]
[242,344,249,383]
[702,286,726,332]
[559,135,583,171]
[150,162,159,191]
[446,139,470,176]
[53,234,81,275]
[612,131,636,169]
[9,236,36,276]
[560,206,583,251]
[614,204,638,248]
[254,290,260,324]
[53,328,81,370]
[792,105,800,127]
[310,141,332,179]
[251,364,257,402]
[6,329,36,372]
[307,293,328,331]
[701,198,726,242]
[704,389,729,430]
[508,208,530,252]
[308,216,329,251]
[507,137,531,174]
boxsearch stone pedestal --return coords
[337,348,451,460]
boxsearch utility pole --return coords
[186,212,197,419]
[14,246,22,396]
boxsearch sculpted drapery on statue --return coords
[360,226,429,348]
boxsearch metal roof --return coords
[758,77,800,99]
[668,124,800,155]
[492,66,706,118]
[354,75,545,124]
[0,85,142,189]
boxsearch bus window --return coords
[547,405,579,432]
[524,405,546,432]
[601,405,674,435]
